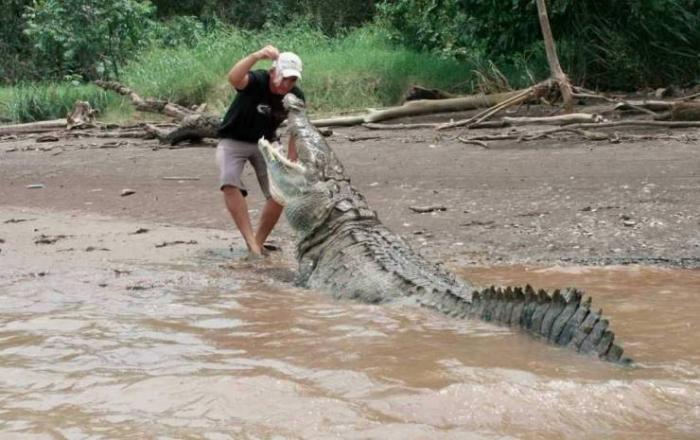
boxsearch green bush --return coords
[148,15,225,48]
[24,0,155,80]
[0,1,35,84]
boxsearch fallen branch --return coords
[520,127,609,141]
[456,138,489,148]
[67,130,153,139]
[95,80,222,145]
[311,91,524,127]
[620,133,699,141]
[571,89,615,102]
[563,120,700,129]
[680,91,700,101]
[370,91,522,123]
[363,122,440,130]
[409,205,447,213]
[94,80,194,120]
[436,84,543,130]
[613,100,674,113]
[458,121,700,144]
[502,113,604,126]
[347,135,381,142]
[0,119,67,135]
[155,240,198,248]
[655,102,700,121]
[457,134,519,141]
[311,115,365,127]
[142,113,220,145]
[464,120,511,129]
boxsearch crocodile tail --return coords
[468,285,629,364]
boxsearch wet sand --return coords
[1,120,700,438]
[1,121,699,267]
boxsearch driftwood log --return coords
[656,102,700,121]
[4,79,697,146]
[95,81,527,137]
[94,81,193,120]
[0,100,97,136]
[94,80,219,145]
[66,101,98,129]
[311,90,524,127]
[0,119,67,135]
[501,113,605,126]
[142,114,221,145]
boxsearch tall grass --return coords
[122,22,480,117]
[0,87,12,122]
[303,26,479,113]
[3,22,482,123]
[2,82,125,123]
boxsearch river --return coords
[1,250,699,439]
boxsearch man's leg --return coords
[217,139,265,256]
[222,186,263,255]
[249,148,284,250]
[255,198,283,249]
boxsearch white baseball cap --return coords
[274,52,302,80]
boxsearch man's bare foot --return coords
[242,251,267,262]
[247,241,264,256]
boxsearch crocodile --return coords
[258,94,630,364]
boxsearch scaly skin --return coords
[258,94,630,364]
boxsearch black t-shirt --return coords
[217,70,305,142]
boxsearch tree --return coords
[379,0,700,90]
[535,0,573,112]
[24,0,155,80]
[0,0,34,83]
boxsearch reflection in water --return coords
[1,260,699,439]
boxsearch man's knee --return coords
[222,184,247,198]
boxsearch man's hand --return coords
[228,45,280,90]
[255,45,280,61]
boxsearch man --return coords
[216,45,304,258]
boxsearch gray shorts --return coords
[216,138,270,198]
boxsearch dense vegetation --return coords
[380,0,700,90]
[1,0,698,123]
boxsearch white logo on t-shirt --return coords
[257,104,271,115]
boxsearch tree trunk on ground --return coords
[66,101,97,129]
[144,113,222,145]
[536,0,574,112]
[94,80,220,144]
[656,102,700,121]
[366,91,521,122]
[502,113,604,126]
[1,101,98,135]
[312,91,523,127]
[0,119,67,135]
[94,80,195,120]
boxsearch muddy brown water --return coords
[1,254,699,439]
